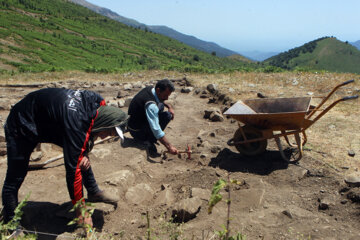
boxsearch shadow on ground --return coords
[209,148,296,175]
[21,201,105,240]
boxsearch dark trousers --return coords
[2,126,99,223]
[129,111,172,143]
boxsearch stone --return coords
[181,87,194,93]
[171,197,202,222]
[123,83,133,90]
[318,196,336,210]
[206,84,217,94]
[282,210,293,219]
[191,188,210,201]
[292,79,299,85]
[155,187,176,206]
[0,145,6,156]
[347,189,360,203]
[104,170,136,190]
[133,81,143,88]
[125,183,155,205]
[348,150,355,157]
[40,143,53,153]
[210,145,222,153]
[30,151,43,162]
[118,99,125,108]
[209,112,224,122]
[344,173,360,187]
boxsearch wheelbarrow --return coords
[224,80,358,162]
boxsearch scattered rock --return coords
[125,183,155,205]
[191,188,210,201]
[318,196,336,210]
[207,97,216,104]
[171,197,202,223]
[206,84,217,94]
[0,143,6,156]
[257,92,267,98]
[118,99,125,108]
[348,150,355,157]
[155,186,176,206]
[104,170,136,190]
[210,145,222,153]
[347,189,360,203]
[107,100,119,107]
[344,173,360,187]
[181,87,194,93]
[123,83,133,90]
[30,151,43,162]
[209,112,224,122]
[133,81,143,88]
[292,79,299,85]
[282,210,293,219]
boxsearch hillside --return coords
[265,37,360,74]
[69,0,240,58]
[351,40,360,50]
[0,0,251,74]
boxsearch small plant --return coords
[144,211,184,240]
[68,198,95,238]
[208,176,246,240]
[68,199,121,239]
[0,193,37,239]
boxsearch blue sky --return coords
[86,0,359,53]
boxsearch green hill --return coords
[0,0,251,74]
[265,37,360,74]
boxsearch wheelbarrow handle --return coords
[341,95,359,101]
[307,79,356,119]
[340,79,354,86]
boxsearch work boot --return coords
[87,190,119,205]
[146,142,161,158]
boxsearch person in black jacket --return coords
[2,88,128,227]
[128,79,178,156]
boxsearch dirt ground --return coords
[0,75,360,240]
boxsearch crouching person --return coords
[2,88,128,227]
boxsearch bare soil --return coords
[0,74,359,240]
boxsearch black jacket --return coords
[6,88,105,203]
[128,86,156,130]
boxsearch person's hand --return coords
[168,108,175,120]
[168,145,179,155]
[169,107,175,120]
[79,156,90,171]
[76,210,93,227]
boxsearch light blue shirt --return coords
[145,88,165,139]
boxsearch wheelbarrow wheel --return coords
[232,126,267,156]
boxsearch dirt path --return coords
[0,80,359,240]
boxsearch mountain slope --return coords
[70,0,239,57]
[265,37,360,74]
[351,40,360,50]
[0,0,250,73]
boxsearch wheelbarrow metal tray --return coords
[224,97,312,130]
